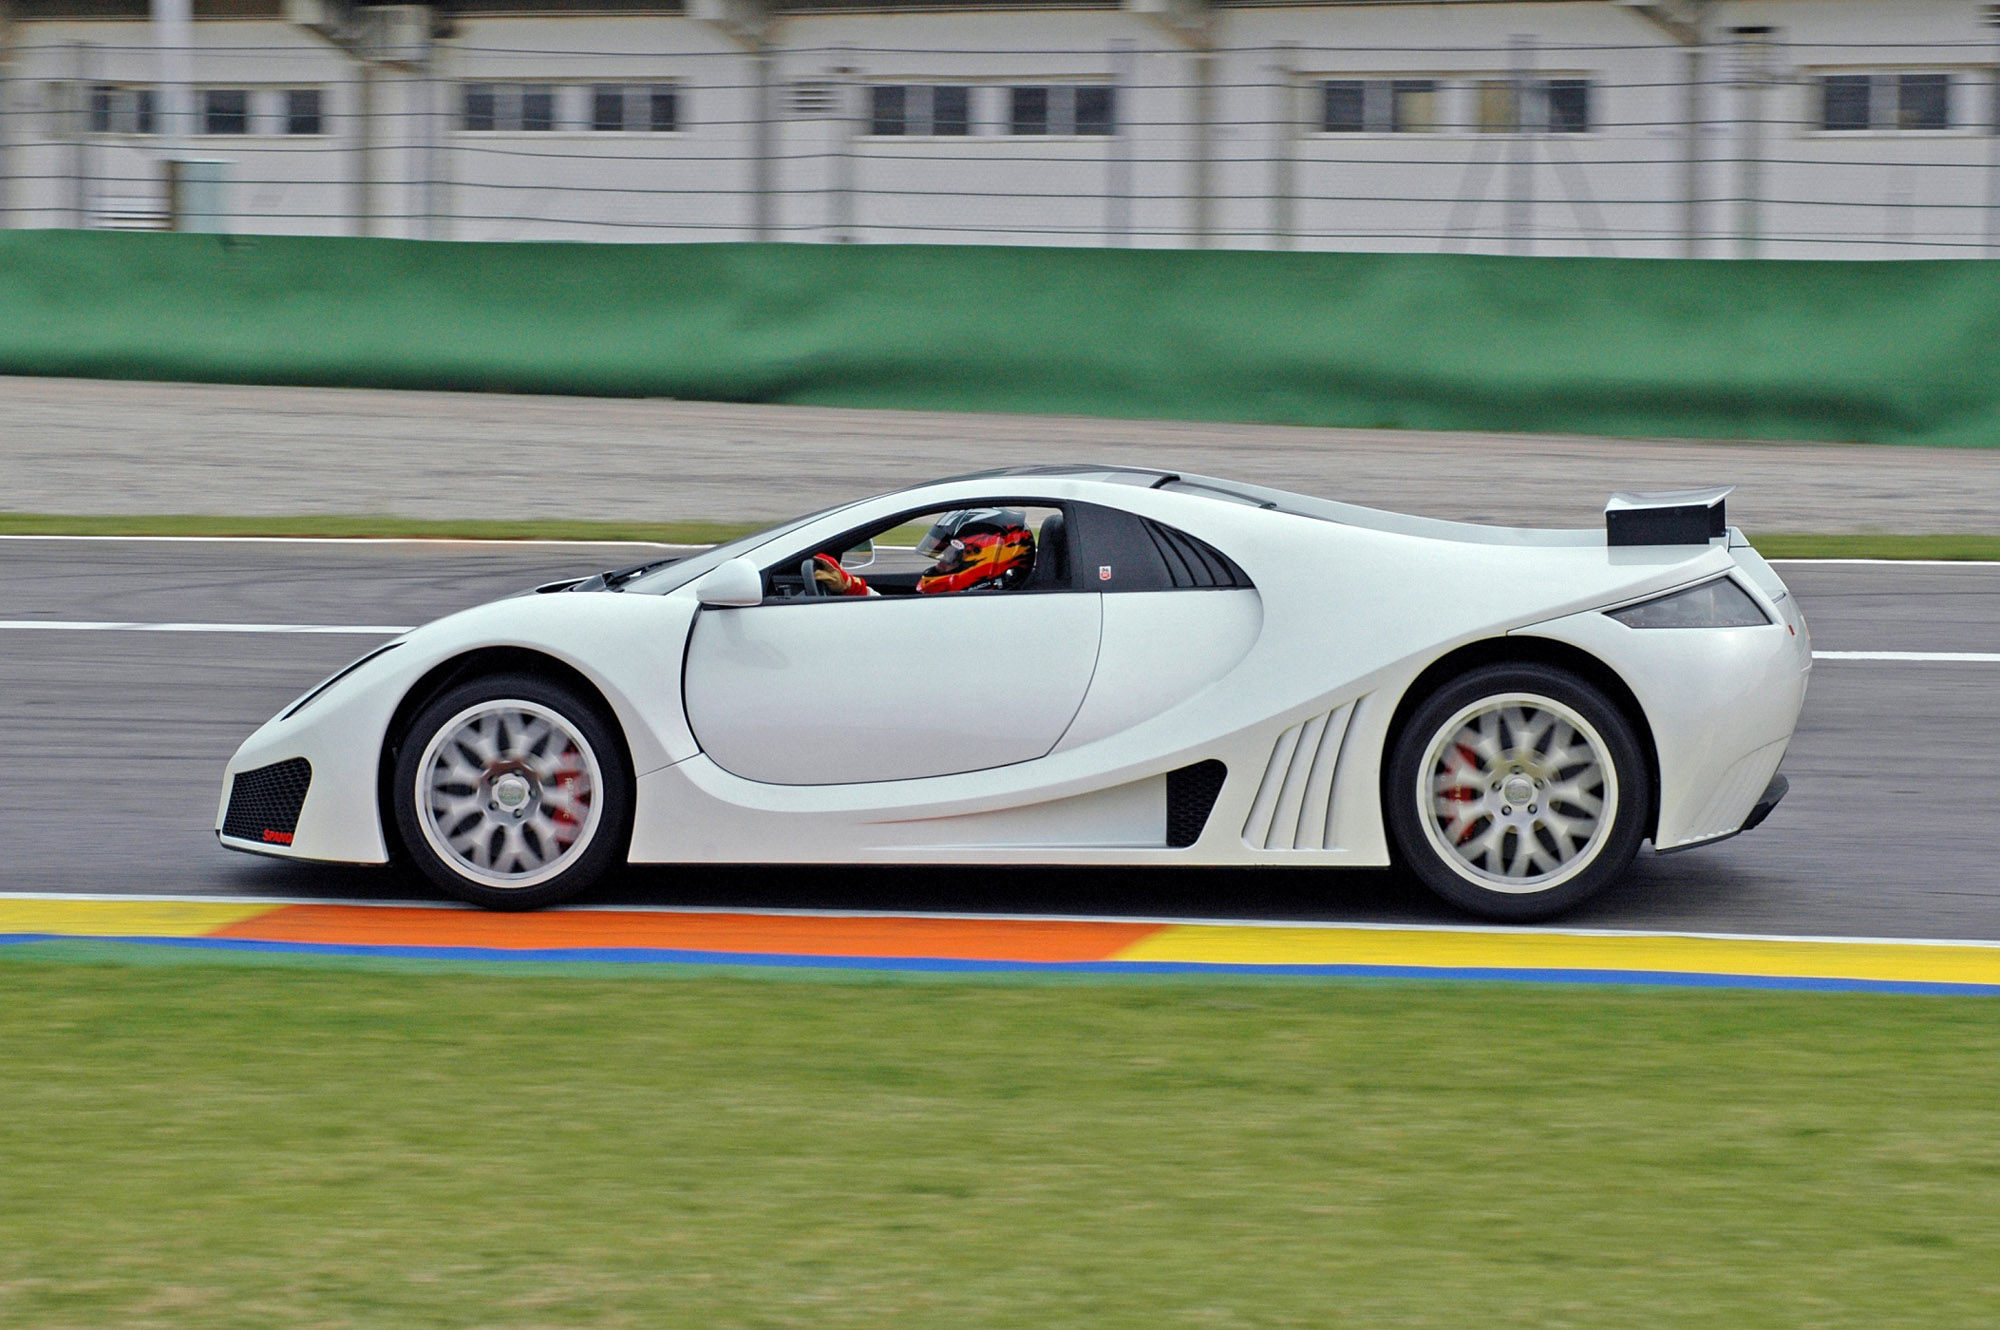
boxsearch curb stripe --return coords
[5,934,2000,995]
[5,899,2000,993]
[209,903,1164,961]
[1117,923,2000,985]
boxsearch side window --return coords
[1069,503,1252,592]
[761,503,1074,601]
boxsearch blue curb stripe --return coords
[5,931,2000,995]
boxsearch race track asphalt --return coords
[3,538,1996,941]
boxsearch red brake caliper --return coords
[1447,743,1484,842]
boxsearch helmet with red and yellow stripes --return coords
[915,508,1036,595]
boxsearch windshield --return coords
[622,502,857,595]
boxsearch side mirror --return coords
[840,538,875,571]
[692,557,764,608]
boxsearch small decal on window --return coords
[1099,565,1113,582]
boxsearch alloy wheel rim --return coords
[416,700,604,890]
[1416,692,1617,894]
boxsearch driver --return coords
[915,509,1035,595]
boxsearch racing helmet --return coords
[915,508,1036,594]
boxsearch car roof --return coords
[926,463,1178,487]
[921,464,1604,549]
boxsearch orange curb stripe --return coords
[208,904,1165,963]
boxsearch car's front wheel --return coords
[1385,663,1649,921]
[392,673,632,910]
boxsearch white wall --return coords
[3,1,1995,257]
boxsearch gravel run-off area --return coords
[2,375,1993,533]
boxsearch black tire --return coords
[391,672,633,910]
[1384,662,1649,922]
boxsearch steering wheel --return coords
[799,557,822,598]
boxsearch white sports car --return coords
[218,466,1809,920]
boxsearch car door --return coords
[682,511,1101,785]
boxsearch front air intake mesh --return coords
[222,758,313,845]
[1166,760,1228,848]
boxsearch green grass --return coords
[3,513,1997,559]
[3,956,1998,1328]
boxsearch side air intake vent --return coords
[1142,520,1252,589]
[1242,703,1356,851]
[1166,760,1228,848]
[222,758,313,846]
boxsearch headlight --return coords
[281,641,402,720]
[1607,577,1770,629]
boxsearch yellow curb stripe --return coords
[0,899,283,939]
[1113,925,2000,986]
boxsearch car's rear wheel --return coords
[392,673,632,910]
[1385,663,1648,921]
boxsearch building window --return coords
[1390,79,1437,133]
[650,86,679,133]
[521,85,553,132]
[1820,74,1871,131]
[1898,72,1950,130]
[1007,85,1115,137]
[1474,80,1517,133]
[591,83,678,133]
[1819,72,1955,132]
[201,88,248,135]
[1320,79,1439,133]
[870,84,907,136]
[1322,81,1366,133]
[1322,80,1436,133]
[1322,76,1591,135]
[463,83,496,131]
[868,85,971,137]
[1545,79,1590,133]
[933,85,970,135]
[461,83,558,133]
[89,84,156,135]
[1010,85,1049,135]
[1074,84,1114,135]
[284,88,323,136]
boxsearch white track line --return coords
[1770,558,2000,568]
[0,620,411,635]
[3,890,1997,948]
[1813,650,2000,663]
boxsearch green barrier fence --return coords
[2,228,1996,447]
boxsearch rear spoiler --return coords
[1604,486,1734,547]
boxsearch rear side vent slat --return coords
[1166,760,1228,848]
[1140,519,1252,590]
[1164,527,1219,587]
[1242,703,1356,851]
[1149,524,1195,586]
